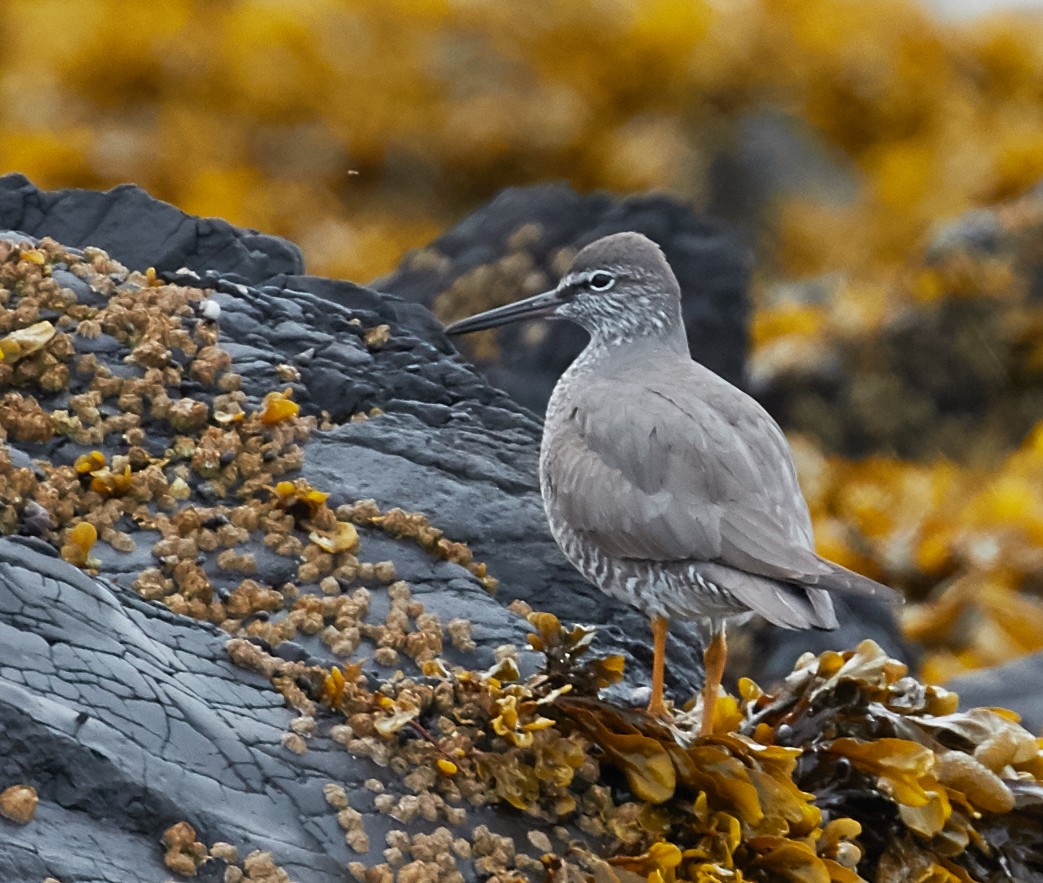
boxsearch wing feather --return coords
[545,360,894,601]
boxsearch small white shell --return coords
[199,299,221,321]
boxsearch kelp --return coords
[310,611,1043,882]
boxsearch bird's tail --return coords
[812,557,901,603]
[701,562,840,630]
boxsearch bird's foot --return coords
[645,698,672,720]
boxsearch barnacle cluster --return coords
[344,501,499,592]
[0,238,490,651]
[244,609,1043,883]
[162,821,293,883]
[0,233,516,875]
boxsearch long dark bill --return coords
[445,288,563,335]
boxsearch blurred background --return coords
[3,0,1043,685]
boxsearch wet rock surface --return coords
[0,177,914,881]
[0,539,361,882]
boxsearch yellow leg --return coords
[647,616,669,717]
[700,626,727,737]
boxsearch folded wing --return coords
[545,362,896,603]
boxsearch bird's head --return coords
[445,232,684,347]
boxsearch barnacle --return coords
[0,393,54,442]
[363,324,391,349]
[161,821,208,877]
[349,502,498,590]
[446,617,476,652]
[0,785,37,825]
[166,397,209,432]
[189,345,231,386]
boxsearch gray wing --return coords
[545,363,894,601]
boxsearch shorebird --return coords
[446,232,898,736]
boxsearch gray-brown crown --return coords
[554,232,684,345]
[568,232,675,283]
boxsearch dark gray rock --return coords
[0,172,303,282]
[949,653,1043,736]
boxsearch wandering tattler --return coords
[446,232,899,736]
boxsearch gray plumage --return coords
[543,342,848,631]
[446,231,898,714]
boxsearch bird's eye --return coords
[588,271,615,292]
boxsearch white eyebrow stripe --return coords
[562,271,592,288]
